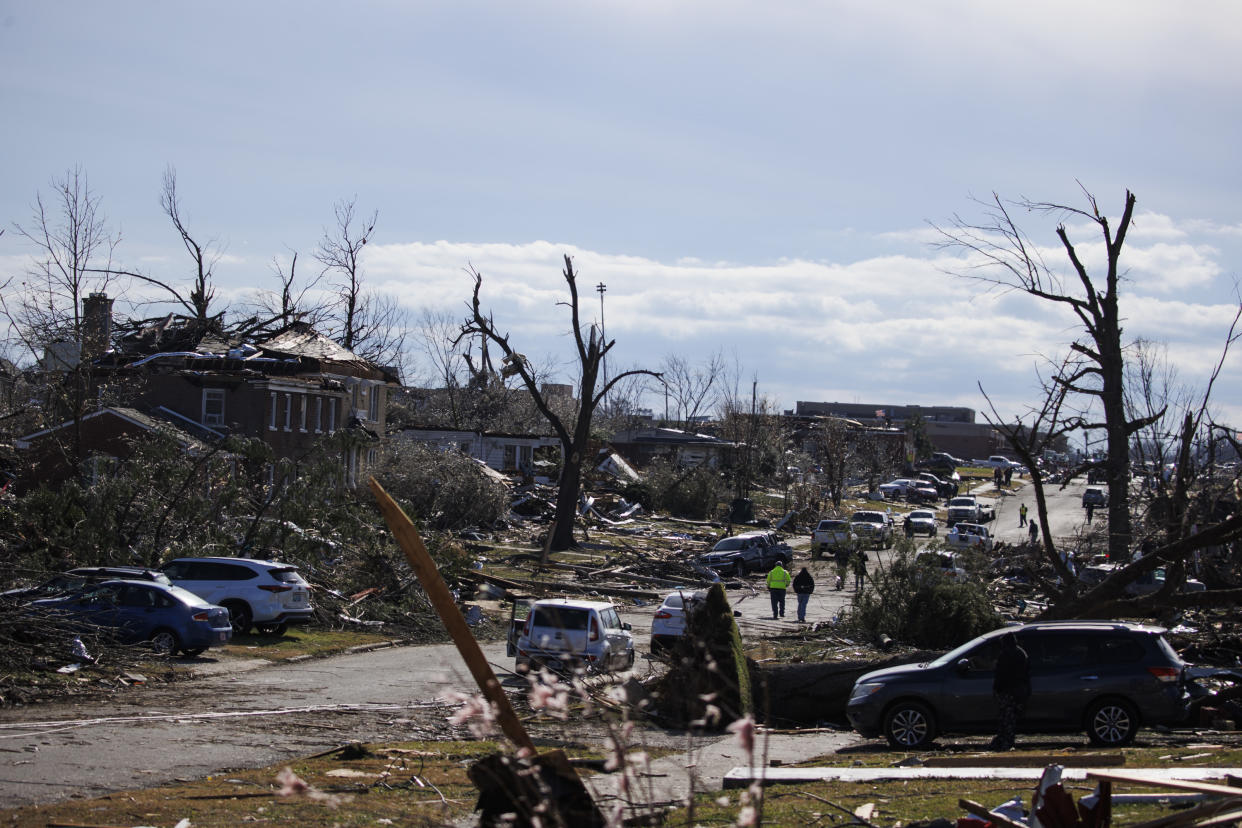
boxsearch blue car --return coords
[33,580,233,657]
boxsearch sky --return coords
[3,1,1242,432]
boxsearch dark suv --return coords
[846,621,1192,748]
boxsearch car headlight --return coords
[849,682,885,703]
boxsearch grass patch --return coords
[0,740,499,827]
[217,627,403,661]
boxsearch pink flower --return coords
[727,715,755,758]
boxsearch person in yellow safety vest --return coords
[1019,503,1028,527]
[766,561,791,620]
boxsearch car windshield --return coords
[820,521,846,529]
[910,511,933,520]
[712,537,747,552]
[927,632,1003,668]
[851,512,882,522]
[531,606,590,631]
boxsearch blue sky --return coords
[3,1,1242,430]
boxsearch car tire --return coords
[1086,698,1138,746]
[256,622,288,635]
[222,601,253,636]
[883,701,936,749]
[626,648,635,669]
[149,628,180,657]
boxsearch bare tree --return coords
[159,167,218,325]
[660,350,726,431]
[940,188,1242,617]
[936,189,1157,563]
[457,255,661,550]
[5,168,120,459]
[315,199,407,373]
[7,167,119,362]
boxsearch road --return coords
[0,477,1092,810]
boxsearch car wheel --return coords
[222,601,253,636]
[180,647,206,657]
[1086,698,1138,746]
[626,648,635,669]
[149,628,180,657]
[883,701,936,749]
[255,622,288,636]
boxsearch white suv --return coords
[162,557,314,635]
[510,598,634,675]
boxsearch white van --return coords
[510,598,634,675]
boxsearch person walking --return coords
[990,632,1031,750]
[1019,503,1028,528]
[853,549,869,590]
[833,545,850,590]
[766,560,791,620]
[1085,502,1095,524]
[792,566,815,623]
[1028,520,1039,546]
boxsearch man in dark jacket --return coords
[792,567,815,622]
[990,632,1031,750]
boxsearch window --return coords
[203,389,225,426]
[299,394,308,432]
[504,445,517,469]
[519,445,532,469]
[284,393,292,431]
[269,392,277,430]
[368,385,380,421]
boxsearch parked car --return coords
[917,471,960,498]
[698,531,792,575]
[846,620,1194,748]
[849,510,895,549]
[945,522,994,552]
[651,588,708,654]
[1078,564,1206,595]
[946,502,979,528]
[1083,486,1107,507]
[31,579,232,657]
[949,494,995,523]
[161,557,314,635]
[878,478,915,499]
[906,481,940,503]
[1,567,172,603]
[903,509,938,538]
[510,597,634,674]
[914,550,967,582]
[811,519,856,559]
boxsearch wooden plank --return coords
[924,752,1124,768]
[1087,770,1242,798]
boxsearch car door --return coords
[940,637,1000,732]
[600,607,632,669]
[112,584,180,644]
[1021,632,1096,730]
[507,597,532,657]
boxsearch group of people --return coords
[764,548,870,623]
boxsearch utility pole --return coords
[596,282,607,390]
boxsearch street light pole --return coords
[596,282,607,389]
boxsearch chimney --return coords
[82,292,114,361]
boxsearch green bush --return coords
[841,546,1001,649]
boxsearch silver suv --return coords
[509,598,634,675]
[162,557,313,635]
[847,620,1193,748]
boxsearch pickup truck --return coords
[917,471,960,498]
[973,455,1018,469]
[811,519,856,559]
[698,531,792,575]
[948,494,996,523]
[944,522,994,552]
[849,510,895,550]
